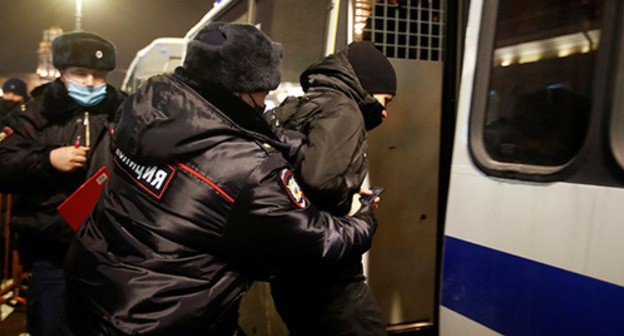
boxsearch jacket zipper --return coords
[84,111,90,147]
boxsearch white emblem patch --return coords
[114,148,176,199]
[95,50,103,59]
[280,169,307,208]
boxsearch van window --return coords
[471,0,603,171]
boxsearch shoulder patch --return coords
[114,148,176,199]
[0,126,14,143]
[280,169,308,208]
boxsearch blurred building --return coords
[36,27,63,82]
[0,27,63,98]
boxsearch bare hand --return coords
[50,146,90,172]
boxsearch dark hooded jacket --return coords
[265,51,375,217]
[64,68,377,335]
[0,79,125,267]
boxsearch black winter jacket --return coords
[0,99,27,126]
[266,51,373,216]
[64,69,377,335]
[0,79,125,267]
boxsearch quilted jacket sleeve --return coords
[297,98,367,216]
[224,154,377,274]
[0,111,57,192]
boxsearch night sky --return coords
[0,0,217,87]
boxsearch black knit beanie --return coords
[347,41,397,95]
[183,22,282,93]
[52,31,116,71]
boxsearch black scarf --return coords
[173,67,280,142]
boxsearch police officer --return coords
[0,77,28,123]
[0,31,125,336]
[63,22,378,335]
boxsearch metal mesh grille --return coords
[360,0,444,61]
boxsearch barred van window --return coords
[357,0,444,61]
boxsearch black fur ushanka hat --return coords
[52,31,116,71]
[183,22,282,93]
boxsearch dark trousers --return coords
[271,280,386,336]
[27,259,66,336]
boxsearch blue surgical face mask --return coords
[66,78,107,107]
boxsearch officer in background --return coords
[0,77,28,124]
[0,31,125,336]
[63,22,378,336]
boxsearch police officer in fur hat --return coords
[0,31,125,336]
[265,40,397,336]
[63,22,379,335]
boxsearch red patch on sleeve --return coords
[0,126,14,143]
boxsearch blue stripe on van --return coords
[441,236,624,335]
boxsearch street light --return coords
[75,0,83,30]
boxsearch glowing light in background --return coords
[494,29,600,67]
[354,0,372,36]
[75,0,83,30]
